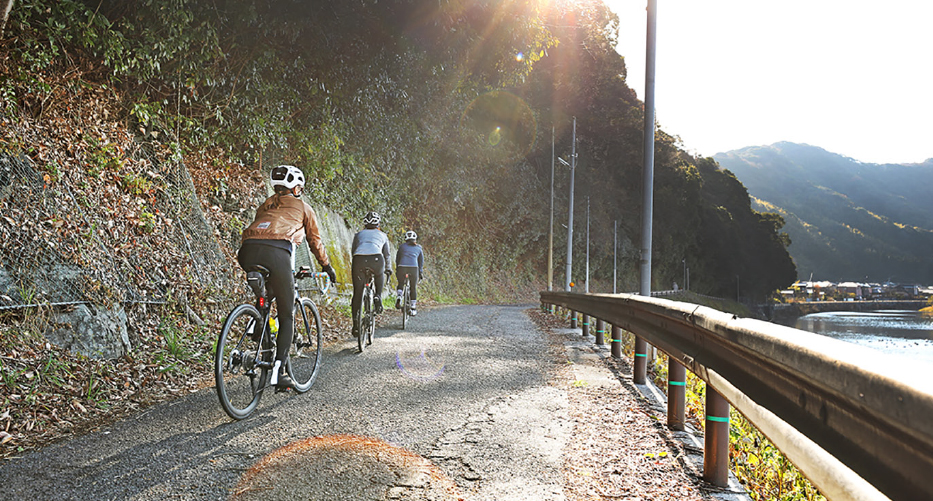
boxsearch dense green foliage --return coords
[2,0,795,300]
[716,142,933,284]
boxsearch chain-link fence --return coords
[0,143,243,318]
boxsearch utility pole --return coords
[585,196,590,293]
[548,126,555,292]
[634,0,658,386]
[613,220,618,294]
[564,117,576,292]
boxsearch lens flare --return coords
[459,90,538,160]
[515,52,524,62]
[488,126,502,146]
[396,347,446,382]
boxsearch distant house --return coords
[836,282,863,299]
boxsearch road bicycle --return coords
[400,273,411,329]
[214,265,328,420]
[358,268,376,353]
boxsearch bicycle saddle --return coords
[245,265,270,298]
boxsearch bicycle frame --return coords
[244,267,330,380]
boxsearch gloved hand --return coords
[419,272,426,281]
[322,263,337,284]
[385,269,393,279]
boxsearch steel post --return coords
[668,359,686,431]
[704,386,730,487]
[564,118,576,292]
[548,127,554,292]
[634,336,648,384]
[595,318,605,345]
[570,310,577,329]
[582,315,589,337]
[611,324,622,358]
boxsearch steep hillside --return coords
[715,142,933,283]
[2,0,798,302]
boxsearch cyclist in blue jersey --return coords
[351,211,391,339]
[395,230,424,316]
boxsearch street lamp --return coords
[585,196,590,293]
[558,155,573,291]
[548,127,555,292]
[564,117,577,291]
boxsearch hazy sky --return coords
[604,0,933,164]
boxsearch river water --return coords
[795,310,933,367]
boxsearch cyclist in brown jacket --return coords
[238,165,337,390]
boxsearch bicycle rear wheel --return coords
[288,297,323,392]
[215,304,269,420]
[359,288,371,353]
[366,288,375,346]
[401,284,410,329]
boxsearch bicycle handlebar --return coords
[295,267,332,294]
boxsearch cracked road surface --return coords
[0,305,572,500]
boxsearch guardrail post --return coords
[595,318,605,345]
[570,310,578,328]
[610,324,622,358]
[667,360,686,431]
[703,386,730,487]
[633,336,648,384]
[581,314,589,337]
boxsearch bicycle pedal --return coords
[274,386,291,394]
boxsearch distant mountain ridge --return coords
[714,142,933,284]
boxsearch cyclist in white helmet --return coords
[238,165,337,390]
[350,211,391,339]
[395,230,424,316]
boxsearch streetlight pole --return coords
[564,117,576,292]
[634,0,658,386]
[548,126,555,292]
[613,220,618,294]
[585,196,590,293]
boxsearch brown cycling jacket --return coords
[241,194,330,267]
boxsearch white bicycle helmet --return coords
[270,165,305,189]
[363,211,381,226]
[404,230,417,241]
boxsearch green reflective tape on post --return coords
[610,339,621,343]
[634,353,647,358]
[582,322,589,326]
[706,415,729,423]
[668,381,686,386]
[597,330,605,334]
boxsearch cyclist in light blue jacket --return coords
[350,211,391,339]
[395,230,424,316]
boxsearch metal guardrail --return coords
[540,291,933,501]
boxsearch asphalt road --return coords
[0,305,571,500]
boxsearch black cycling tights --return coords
[238,242,294,363]
[396,266,419,301]
[351,254,385,329]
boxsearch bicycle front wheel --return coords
[288,297,323,393]
[215,304,268,420]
